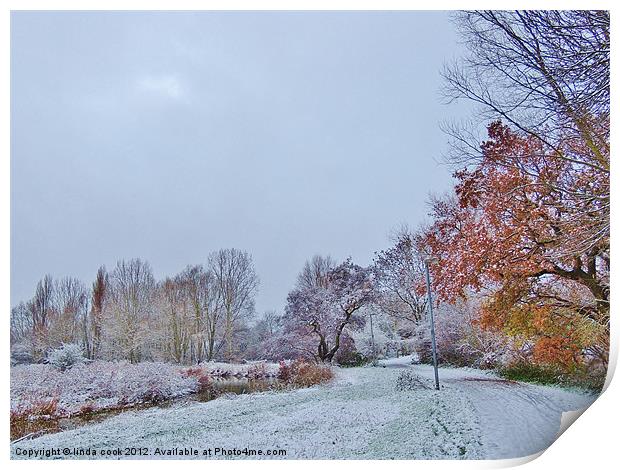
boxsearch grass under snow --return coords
[11,365,484,459]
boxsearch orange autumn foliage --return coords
[419,122,609,369]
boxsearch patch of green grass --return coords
[336,353,371,368]
[499,362,605,392]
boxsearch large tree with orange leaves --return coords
[420,122,609,368]
[431,10,610,372]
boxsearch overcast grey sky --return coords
[11,11,471,314]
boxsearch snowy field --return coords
[11,357,597,460]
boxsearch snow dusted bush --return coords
[413,298,509,369]
[47,343,86,370]
[246,362,268,379]
[182,366,211,392]
[10,343,33,366]
[333,334,366,366]
[395,370,432,391]
[349,308,394,361]
[10,397,60,440]
[277,359,334,388]
[10,361,199,419]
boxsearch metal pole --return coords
[424,259,440,390]
[369,311,376,362]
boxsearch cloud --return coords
[136,74,185,99]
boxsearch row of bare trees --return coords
[11,276,90,362]
[11,249,259,364]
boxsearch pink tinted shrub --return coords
[182,366,211,392]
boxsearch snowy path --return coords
[391,359,597,459]
[11,360,597,460]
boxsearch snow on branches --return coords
[282,257,374,363]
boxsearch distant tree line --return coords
[11,248,258,364]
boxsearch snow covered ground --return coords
[11,357,597,460]
[381,356,597,459]
[11,361,200,417]
[11,360,280,420]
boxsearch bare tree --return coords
[48,277,89,349]
[180,265,222,363]
[11,253,263,364]
[103,259,156,363]
[373,229,427,324]
[262,310,282,337]
[10,302,33,346]
[89,266,108,359]
[245,310,283,360]
[157,276,192,363]
[297,255,336,290]
[209,249,259,362]
[443,10,609,165]
[30,275,55,360]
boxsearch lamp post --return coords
[424,258,440,390]
[369,310,376,364]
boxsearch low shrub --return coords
[246,362,268,379]
[47,344,86,371]
[277,360,290,382]
[395,370,432,391]
[79,402,97,414]
[10,409,29,441]
[182,366,211,392]
[21,397,59,418]
[10,397,59,441]
[277,359,334,388]
[336,351,369,368]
